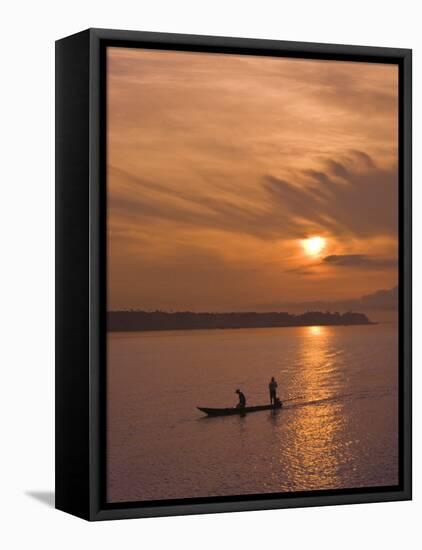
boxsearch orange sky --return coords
[107,47,398,313]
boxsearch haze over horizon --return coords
[107,48,398,313]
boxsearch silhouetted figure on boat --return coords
[235,389,246,408]
[269,377,278,406]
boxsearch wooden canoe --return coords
[197,402,282,416]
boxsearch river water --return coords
[107,323,398,502]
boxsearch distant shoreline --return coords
[108,310,374,333]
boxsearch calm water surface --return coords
[107,324,398,502]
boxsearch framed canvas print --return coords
[55,28,412,520]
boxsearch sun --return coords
[302,236,326,257]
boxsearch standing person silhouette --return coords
[235,389,246,409]
[269,377,278,406]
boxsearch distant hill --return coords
[254,286,398,314]
[108,310,372,332]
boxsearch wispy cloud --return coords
[323,254,397,269]
[107,48,398,311]
[263,153,397,239]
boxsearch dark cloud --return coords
[323,254,397,269]
[350,150,376,168]
[264,153,398,238]
[326,160,351,180]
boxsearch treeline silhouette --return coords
[108,310,372,332]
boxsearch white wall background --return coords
[0,1,419,548]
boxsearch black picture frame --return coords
[55,28,412,521]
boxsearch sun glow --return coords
[302,236,326,257]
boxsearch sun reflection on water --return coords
[273,325,347,491]
[309,325,323,336]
